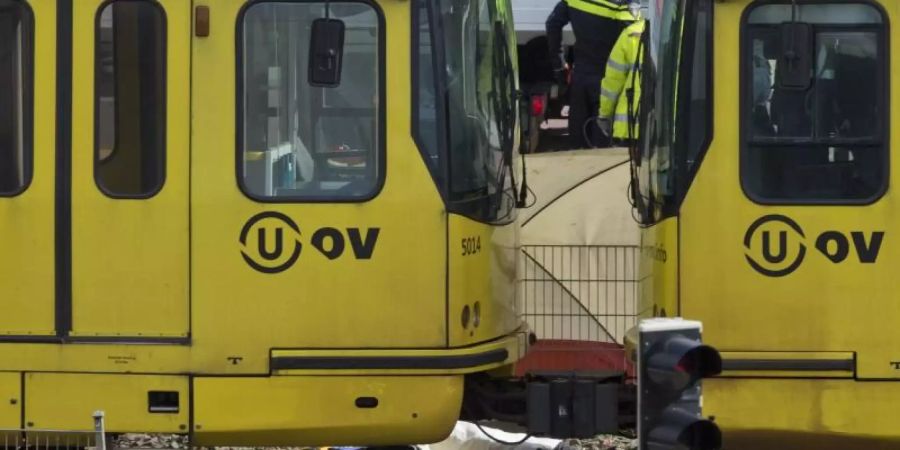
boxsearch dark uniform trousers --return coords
[568,74,607,149]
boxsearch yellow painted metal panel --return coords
[705,378,900,449]
[638,217,676,319]
[676,0,900,379]
[189,0,446,370]
[0,343,191,373]
[0,0,56,335]
[0,373,20,429]
[69,0,190,337]
[193,375,462,447]
[448,215,521,347]
[25,373,188,433]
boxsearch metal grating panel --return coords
[520,245,640,344]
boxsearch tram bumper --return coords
[193,374,463,447]
[705,375,900,450]
[192,334,526,447]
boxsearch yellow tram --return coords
[0,0,531,445]
[635,0,900,448]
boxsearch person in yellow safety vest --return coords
[598,19,646,146]
[546,0,635,149]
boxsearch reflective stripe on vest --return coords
[607,21,645,139]
[565,0,635,21]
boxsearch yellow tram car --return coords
[0,0,532,445]
[636,0,900,448]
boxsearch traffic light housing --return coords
[638,318,722,450]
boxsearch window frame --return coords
[411,0,447,198]
[0,0,35,198]
[410,0,519,225]
[93,0,168,200]
[235,0,387,204]
[672,0,714,212]
[635,0,714,224]
[739,0,890,206]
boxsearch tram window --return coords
[437,0,517,222]
[635,0,712,223]
[681,0,712,176]
[95,1,166,198]
[645,0,683,205]
[742,3,887,203]
[0,1,32,196]
[413,0,442,183]
[239,2,382,201]
[410,0,517,222]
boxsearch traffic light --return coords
[638,318,722,450]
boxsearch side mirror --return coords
[308,18,345,88]
[777,22,813,90]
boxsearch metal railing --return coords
[1,411,107,450]
[520,245,640,344]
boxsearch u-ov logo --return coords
[239,212,382,274]
[240,211,303,274]
[744,215,885,277]
[744,215,807,277]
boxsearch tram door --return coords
[0,0,54,336]
[68,0,190,339]
[680,1,897,378]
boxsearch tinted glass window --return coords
[634,0,711,224]
[681,0,712,175]
[413,0,441,182]
[436,0,517,222]
[742,3,887,203]
[95,1,166,198]
[0,1,32,196]
[240,2,382,201]
[637,0,682,222]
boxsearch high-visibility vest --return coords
[564,0,636,21]
[599,20,645,140]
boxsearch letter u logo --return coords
[761,230,787,264]
[744,215,807,278]
[258,227,283,261]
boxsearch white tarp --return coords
[422,422,561,450]
[519,149,637,247]
[518,149,639,343]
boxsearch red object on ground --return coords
[515,339,635,378]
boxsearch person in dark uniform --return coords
[546,0,635,149]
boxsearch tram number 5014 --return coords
[462,236,482,256]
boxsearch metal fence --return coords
[520,245,640,344]
[0,411,107,450]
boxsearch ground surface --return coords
[115,428,637,450]
[558,436,637,450]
